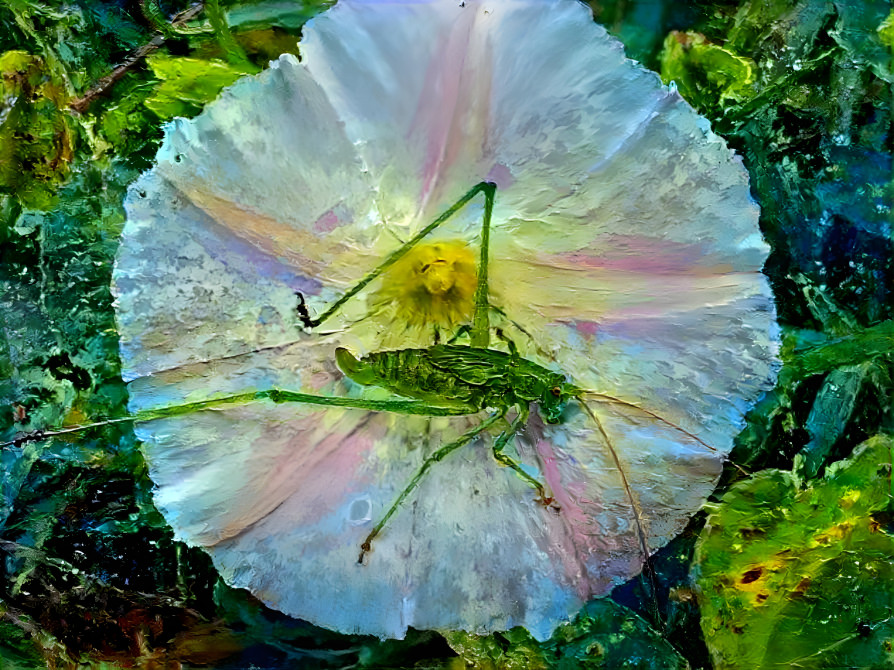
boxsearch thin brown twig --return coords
[69,2,205,113]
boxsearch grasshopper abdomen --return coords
[336,347,485,412]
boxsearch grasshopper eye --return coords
[550,386,562,397]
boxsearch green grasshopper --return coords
[4,181,717,567]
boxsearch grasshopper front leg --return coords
[297,181,497,332]
[491,407,557,509]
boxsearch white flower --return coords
[115,0,778,641]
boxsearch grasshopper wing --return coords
[427,345,512,385]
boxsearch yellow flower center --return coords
[374,240,477,330]
[420,259,456,296]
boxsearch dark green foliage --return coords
[585,0,725,66]
[0,50,74,209]
[658,0,893,330]
[659,9,893,665]
[210,583,455,668]
[0,0,891,667]
[0,619,47,669]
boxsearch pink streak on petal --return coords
[558,235,721,276]
[561,315,677,342]
[313,209,340,234]
[573,320,600,340]
[597,316,686,341]
[215,412,377,541]
[276,419,377,527]
[409,8,493,213]
[412,11,474,205]
[534,437,598,598]
[486,162,514,190]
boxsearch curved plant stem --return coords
[69,2,205,113]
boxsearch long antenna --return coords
[580,391,749,477]
[470,182,496,348]
[577,398,664,631]
[2,389,470,449]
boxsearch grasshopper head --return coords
[540,381,581,424]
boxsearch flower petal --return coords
[115,0,780,643]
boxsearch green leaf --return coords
[226,0,334,32]
[791,274,862,336]
[96,78,161,158]
[144,54,254,119]
[659,31,755,115]
[795,363,869,479]
[880,10,894,48]
[206,0,252,67]
[0,50,36,82]
[0,608,72,670]
[444,628,549,670]
[830,0,893,83]
[695,435,894,669]
[779,320,894,384]
[725,0,833,71]
[0,50,73,209]
[0,618,43,669]
[444,600,688,669]
[229,28,302,64]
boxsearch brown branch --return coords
[69,2,205,113]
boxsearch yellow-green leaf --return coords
[695,435,894,669]
[144,55,255,119]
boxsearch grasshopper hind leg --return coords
[358,412,505,564]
